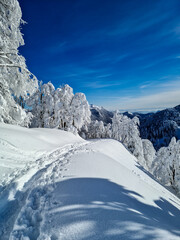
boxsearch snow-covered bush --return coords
[0,0,38,125]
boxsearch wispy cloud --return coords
[141,77,180,89]
[141,55,179,69]
[108,0,180,40]
[95,74,112,79]
[100,78,180,111]
[139,83,152,89]
[84,81,122,89]
[104,89,180,111]
[157,78,180,88]
[122,90,180,110]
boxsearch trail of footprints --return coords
[10,142,93,240]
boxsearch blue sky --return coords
[18,0,180,112]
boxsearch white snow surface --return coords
[0,124,180,240]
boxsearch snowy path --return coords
[0,141,90,240]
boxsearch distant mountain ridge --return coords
[90,104,180,150]
[90,104,113,125]
[124,104,180,150]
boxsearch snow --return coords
[0,123,83,191]
[0,124,180,240]
[0,123,83,152]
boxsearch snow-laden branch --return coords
[0,0,38,126]
[0,64,38,80]
[0,63,23,68]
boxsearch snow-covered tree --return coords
[0,81,30,125]
[27,82,55,128]
[53,85,91,132]
[111,111,121,140]
[53,84,74,129]
[70,92,91,130]
[95,121,105,138]
[80,120,112,140]
[0,0,38,125]
[142,139,156,170]
[112,112,145,164]
[28,83,91,133]
[152,137,180,195]
[104,123,112,138]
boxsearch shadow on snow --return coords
[48,177,180,240]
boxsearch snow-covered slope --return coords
[0,123,83,188]
[0,124,180,240]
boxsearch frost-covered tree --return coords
[81,120,112,139]
[87,120,105,138]
[41,82,55,128]
[0,81,30,125]
[28,83,91,133]
[0,0,38,125]
[28,83,71,128]
[27,82,55,128]
[104,123,112,138]
[70,92,91,130]
[112,112,145,164]
[142,139,156,170]
[53,84,74,129]
[152,137,180,195]
[83,111,156,171]
[52,85,91,132]
[111,111,121,140]
[139,107,180,150]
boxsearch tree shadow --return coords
[47,177,180,240]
